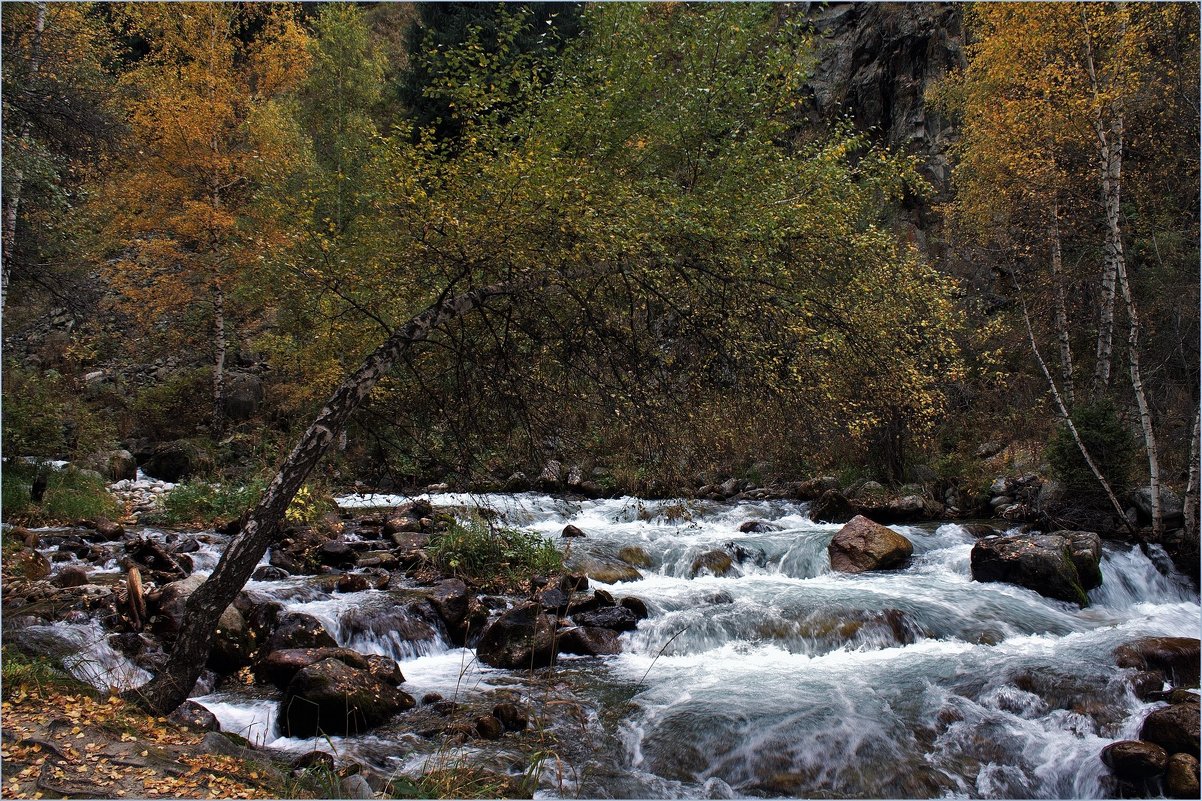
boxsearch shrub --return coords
[127,367,212,441]
[1,461,36,520]
[39,467,119,522]
[1,360,116,460]
[429,514,562,589]
[155,479,265,526]
[1047,399,1137,501]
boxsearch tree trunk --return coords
[1084,29,1118,394]
[212,284,227,439]
[1013,274,1132,532]
[1049,209,1075,408]
[127,280,517,714]
[1,2,47,312]
[1185,409,1200,538]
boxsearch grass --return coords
[2,464,119,524]
[0,646,95,700]
[428,514,563,591]
[151,479,265,526]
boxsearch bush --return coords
[1047,399,1137,501]
[429,515,562,589]
[155,479,265,526]
[40,467,120,521]
[2,461,36,520]
[2,360,116,459]
[127,367,212,441]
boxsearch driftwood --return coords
[125,565,146,632]
[125,536,188,579]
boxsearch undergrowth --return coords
[0,646,95,700]
[2,464,118,524]
[428,514,562,590]
[150,479,266,526]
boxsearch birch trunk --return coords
[1014,276,1132,531]
[1185,409,1200,538]
[1084,29,1117,393]
[1049,210,1075,408]
[129,281,517,714]
[1,2,47,312]
[212,284,227,439]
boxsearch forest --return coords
[1,3,1199,800]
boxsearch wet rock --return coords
[168,700,220,732]
[209,604,252,672]
[251,564,289,581]
[421,692,442,705]
[365,654,404,687]
[617,546,652,568]
[538,460,563,491]
[559,626,622,656]
[960,523,1000,538]
[335,574,370,593]
[970,533,1093,607]
[259,647,374,689]
[281,657,415,737]
[619,596,650,620]
[475,715,504,740]
[1131,671,1167,700]
[828,516,913,573]
[504,472,530,492]
[339,774,374,800]
[1132,486,1185,526]
[739,520,780,533]
[152,574,206,634]
[85,518,125,540]
[1140,702,1200,757]
[690,550,739,578]
[1056,530,1103,591]
[429,578,469,631]
[141,440,209,483]
[558,573,589,593]
[52,566,90,588]
[475,603,559,669]
[537,586,571,613]
[318,540,358,568]
[290,750,335,775]
[561,524,586,538]
[1166,753,1200,799]
[565,551,642,584]
[493,702,528,732]
[9,548,51,580]
[796,476,840,500]
[1102,740,1168,780]
[810,489,856,524]
[572,606,639,632]
[264,612,338,653]
[1115,637,1200,688]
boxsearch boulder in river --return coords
[795,476,840,500]
[562,524,586,538]
[1166,753,1200,799]
[690,550,740,578]
[52,565,89,588]
[140,440,209,483]
[969,532,1099,607]
[558,626,622,656]
[827,516,913,573]
[572,605,639,632]
[1139,701,1200,757]
[565,551,643,584]
[429,578,469,632]
[281,657,414,737]
[475,603,560,669]
[1101,740,1167,781]
[810,489,856,524]
[9,548,51,580]
[264,612,338,653]
[1115,637,1200,688]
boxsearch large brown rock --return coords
[828,516,913,573]
[810,490,856,524]
[1140,702,1200,757]
[558,626,622,656]
[1115,637,1200,688]
[280,657,414,737]
[1166,753,1200,799]
[564,551,642,584]
[969,533,1095,607]
[475,603,560,669]
[1101,740,1167,781]
[263,612,338,653]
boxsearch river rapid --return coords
[49,492,1201,798]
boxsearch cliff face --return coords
[803,2,965,199]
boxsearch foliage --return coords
[283,483,332,526]
[2,462,37,520]
[1047,399,1137,499]
[39,467,120,522]
[2,360,116,459]
[127,367,213,441]
[429,515,562,588]
[0,647,94,700]
[155,479,265,526]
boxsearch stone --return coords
[475,603,560,669]
[290,751,335,774]
[738,520,780,533]
[319,540,358,568]
[1166,753,1200,799]
[335,573,370,593]
[969,533,1094,607]
[571,606,639,632]
[795,476,840,500]
[429,578,469,631]
[537,586,571,613]
[1114,637,1200,688]
[209,604,251,672]
[690,550,739,578]
[251,564,289,581]
[1056,530,1103,591]
[1101,740,1167,781]
[168,700,220,732]
[564,552,643,584]
[558,573,589,593]
[52,565,89,588]
[475,715,504,740]
[492,702,528,732]
[281,657,415,737]
[1132,486,1185,525]
[810,490,856,524]
[264,612,338,653]
[561,524,586,538]
[828,516,913,573]
[558,626,622,656]
[619,596,650,620]
[1139,702,1200,757]
[617,546,652,568]
[538,460,564,490]
[259,647,375,689]
[223,372,265,422]
[141,440,210,483]
[339,774,375,799]
[960,523,999,539]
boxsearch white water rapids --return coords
[44,492,1200,798]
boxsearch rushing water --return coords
[40,493,1199,798]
